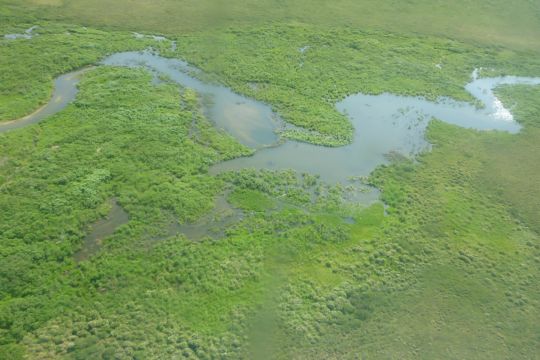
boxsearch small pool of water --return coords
[74,199,129,262]
[4,25,38,40]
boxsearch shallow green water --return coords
[165,192,243,241]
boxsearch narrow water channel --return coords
[0,68,88,132]
[102,51,281,148]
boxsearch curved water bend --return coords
[1,51,281,148]
[212,72,540,184]
[2,49,540,186]
[101,51,280,148]
[0,68,88,133]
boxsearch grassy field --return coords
[1,1,540,359]
[2,0,540,51]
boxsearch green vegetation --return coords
[2,0,540,51]
[3,20,540,145]
[0,65,250,357]
[1,2,540,359]
[480,85,540,234]
[0,22,157,121]
[358,101,540,357]
[228,188,276,212]
[171,25,540,145]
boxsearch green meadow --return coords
[2,0,540,50]
[1,1,540,359]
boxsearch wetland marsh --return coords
[5,49,539,186]
[2,2,540,359]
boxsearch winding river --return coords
[3,49,540,251]
[3,51,540,185]
[213,73,540,183]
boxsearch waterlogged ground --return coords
[165,191,243,241]
[73,199,129,262]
